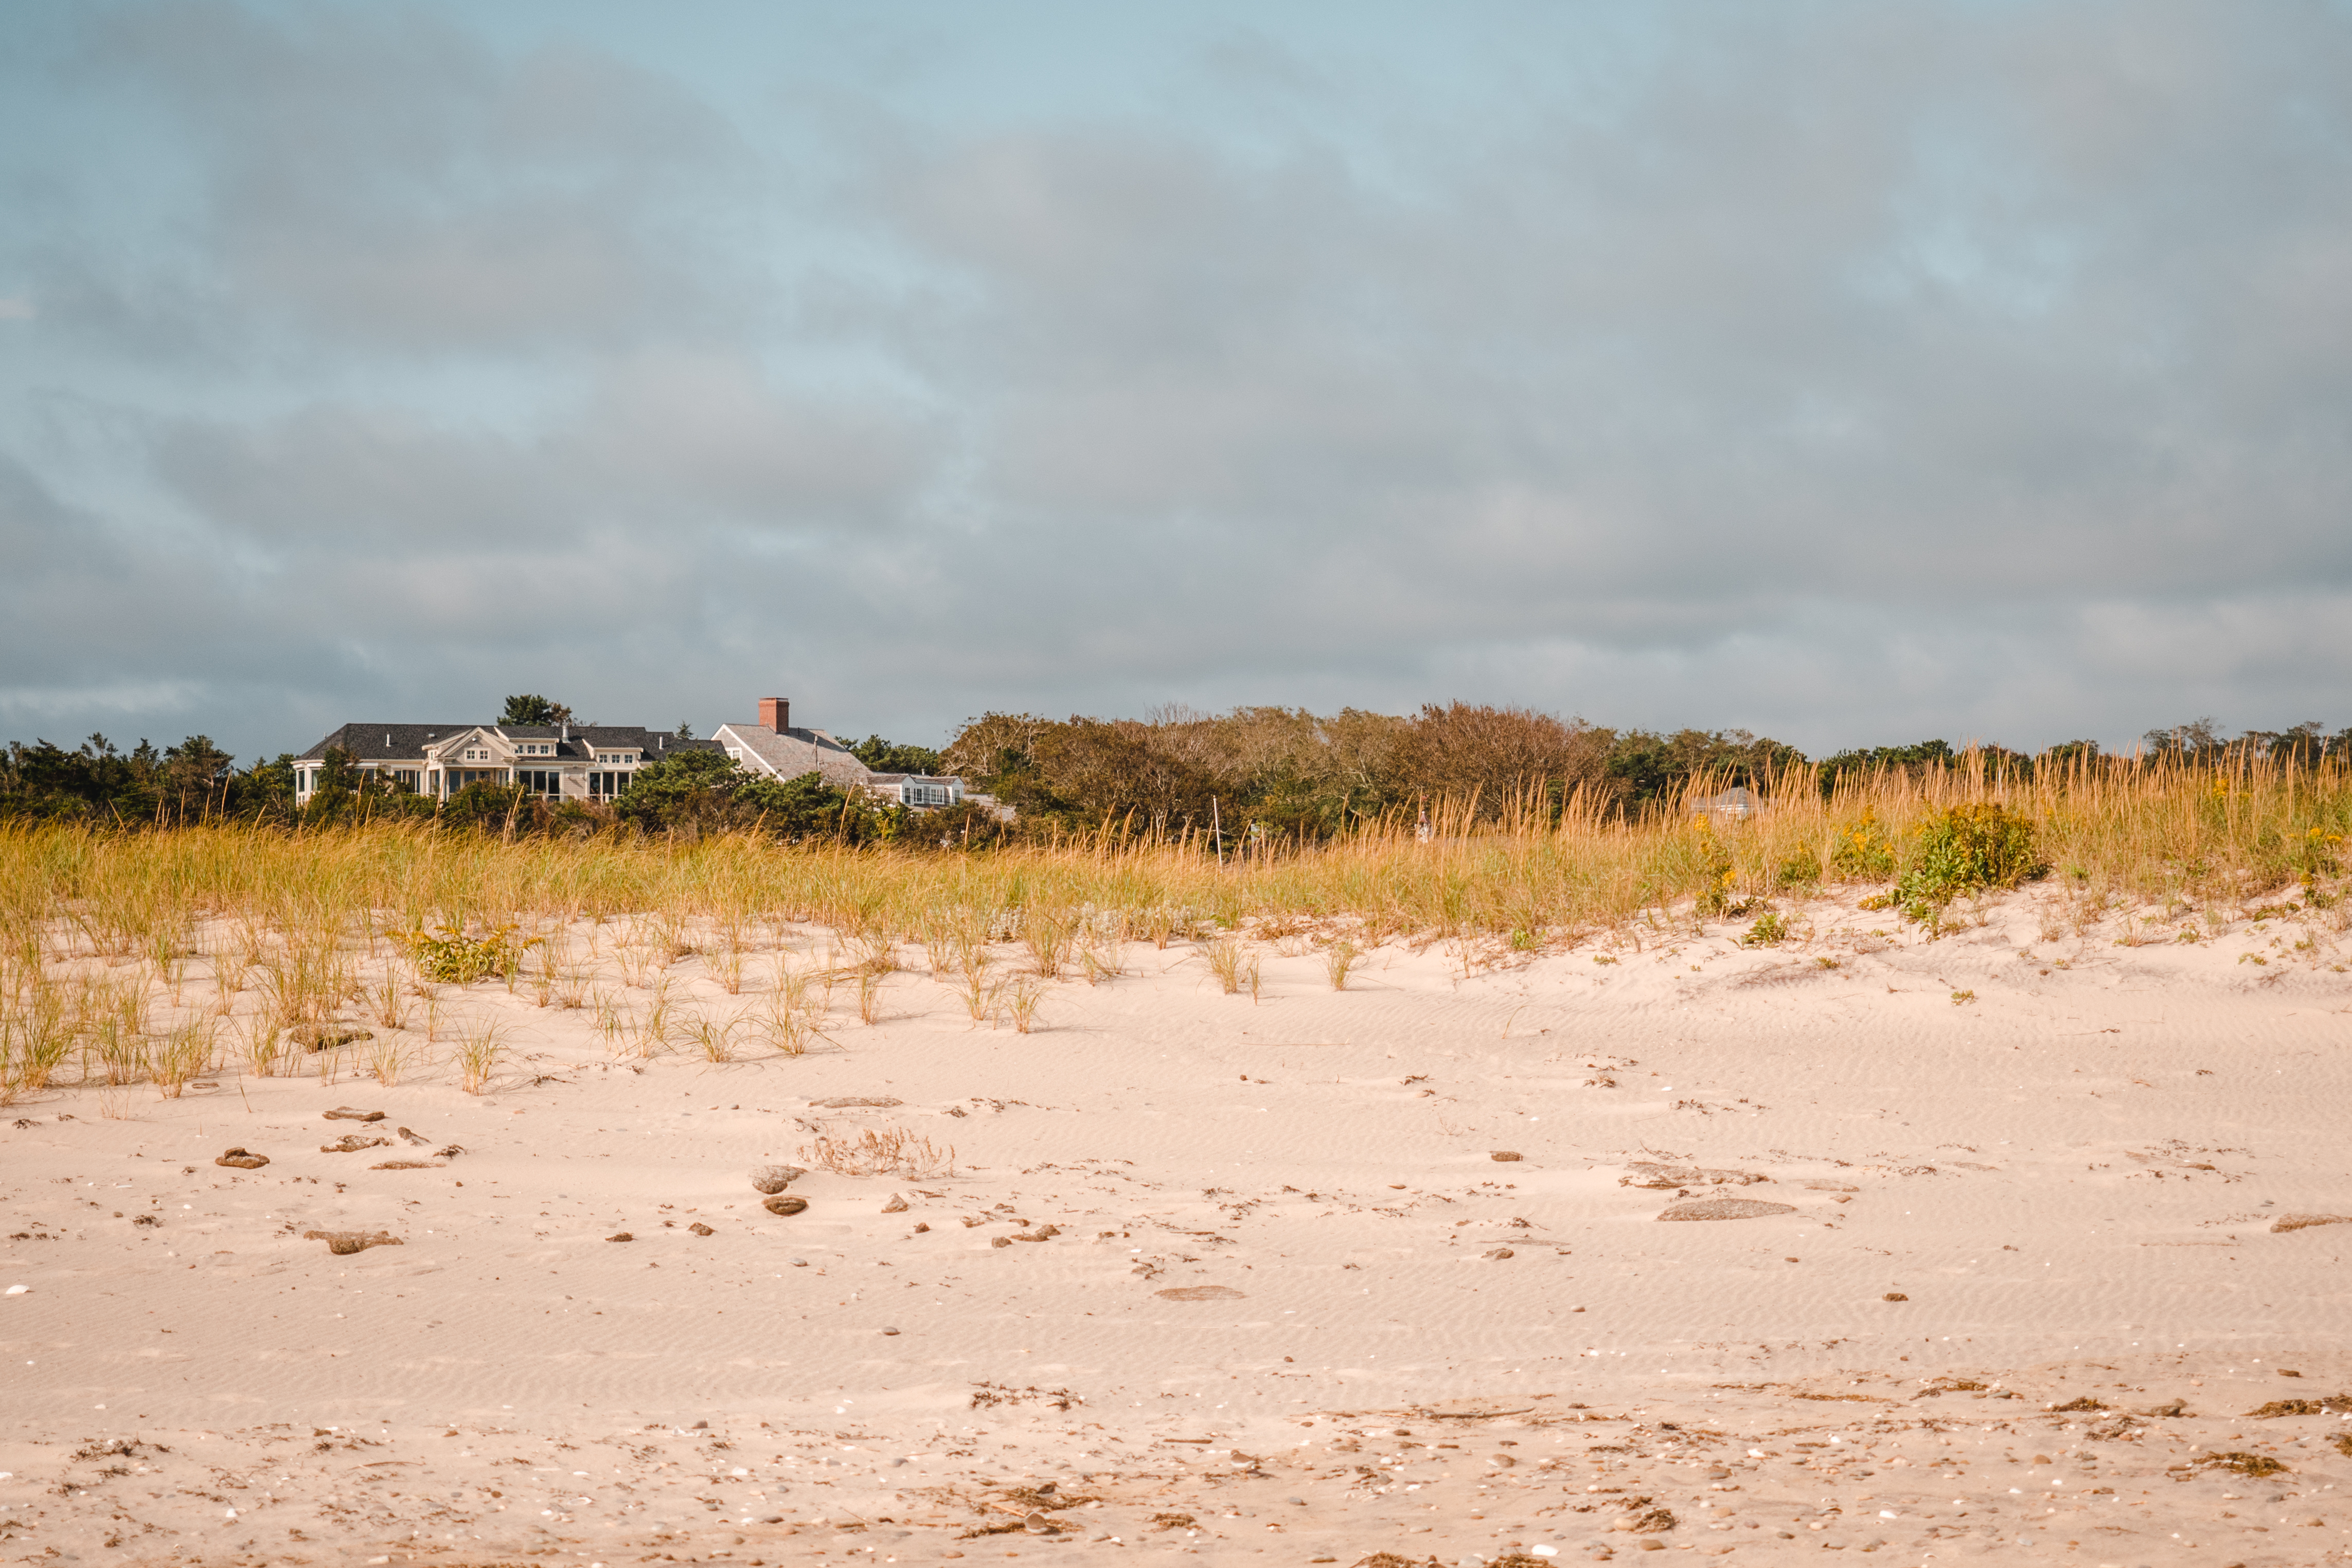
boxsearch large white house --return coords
[289,722,719,805]
[290,697,969,810]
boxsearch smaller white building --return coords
[710,697,967,809]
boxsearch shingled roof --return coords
[295,723,725,763]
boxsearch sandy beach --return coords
[6,891,2351,1567]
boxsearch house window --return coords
[589,772,630,797]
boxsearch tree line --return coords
[939,706,2352,839]
[3,700,2344,840]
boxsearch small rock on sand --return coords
[881,1193,909,1213]
[688,1222,714,1236]
[811,1096,902,1109]
[294,1026,373,1052]
[608,1232,633,1242]
[2272,1213,2352,1233]
[762,1195,808,1217]
[750,1164,806,1195]
[302,1229,401,1256]
[1483,1246,1516,1260]
[323,1107,385,1122]
[215,1148,269,1169]
[369,1159,442,1170]
[1624,1163,1769,1189]
[1156,1285,1246,1301]
[1490,1151,1523,1162]
[1656,1197,1797,1221]
[1884,1291,1910,1301]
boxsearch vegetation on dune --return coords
[0,744,2344,1104]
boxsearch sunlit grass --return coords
[0,752,2344,1103]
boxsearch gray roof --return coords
[296,722,723,763]
[294,723,471,762]
[714,723,875,789]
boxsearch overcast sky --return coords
[5,1,2350,762]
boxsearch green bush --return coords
[1893,803,2042,927]
[396,924,530,984]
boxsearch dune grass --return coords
[1,752,2344,1103]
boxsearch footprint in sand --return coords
[1623,1162,1770,1189]
[1656,1197,1797,1221]
[319,1134,393,1154]
[302,1229,401,1256]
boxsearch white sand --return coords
[4,892,2350,1565]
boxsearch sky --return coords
[4,0,2350,763]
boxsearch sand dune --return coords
[4,889,2349,1564]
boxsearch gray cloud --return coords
[4,0,2350,759]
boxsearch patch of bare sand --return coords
[4,889,2351,1564]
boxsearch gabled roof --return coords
[713,723,875,789]
[295,724,471,762]
[296,722,725,763]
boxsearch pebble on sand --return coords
[2271,1213,2351,1233]
[215,1148,269,1169]
[750,1165,806,1195]
[1655,1197,1797,1221]
[1883,1291,1910,1301]
[1490,1151,1524,1162]
[881,1193,909,1213]
[762,1195,809,1217]
[608,1232,634,1242]
[1156,1285,1246,1300]
[320,1134,393,1154]
[323,1107,386,1122]
[688,1222,714,1236]
[811,1096,902,1109]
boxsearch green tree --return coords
[500,694,574,726]
[851,735,946,776]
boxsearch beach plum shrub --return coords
[1893,803,2042,926]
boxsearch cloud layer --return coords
[4,0,2350,759]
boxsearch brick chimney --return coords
[757,697,790,734]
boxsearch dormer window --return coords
[462,747,490,762]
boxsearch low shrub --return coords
[1893,803,2042,928]
[397,924,530,984]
